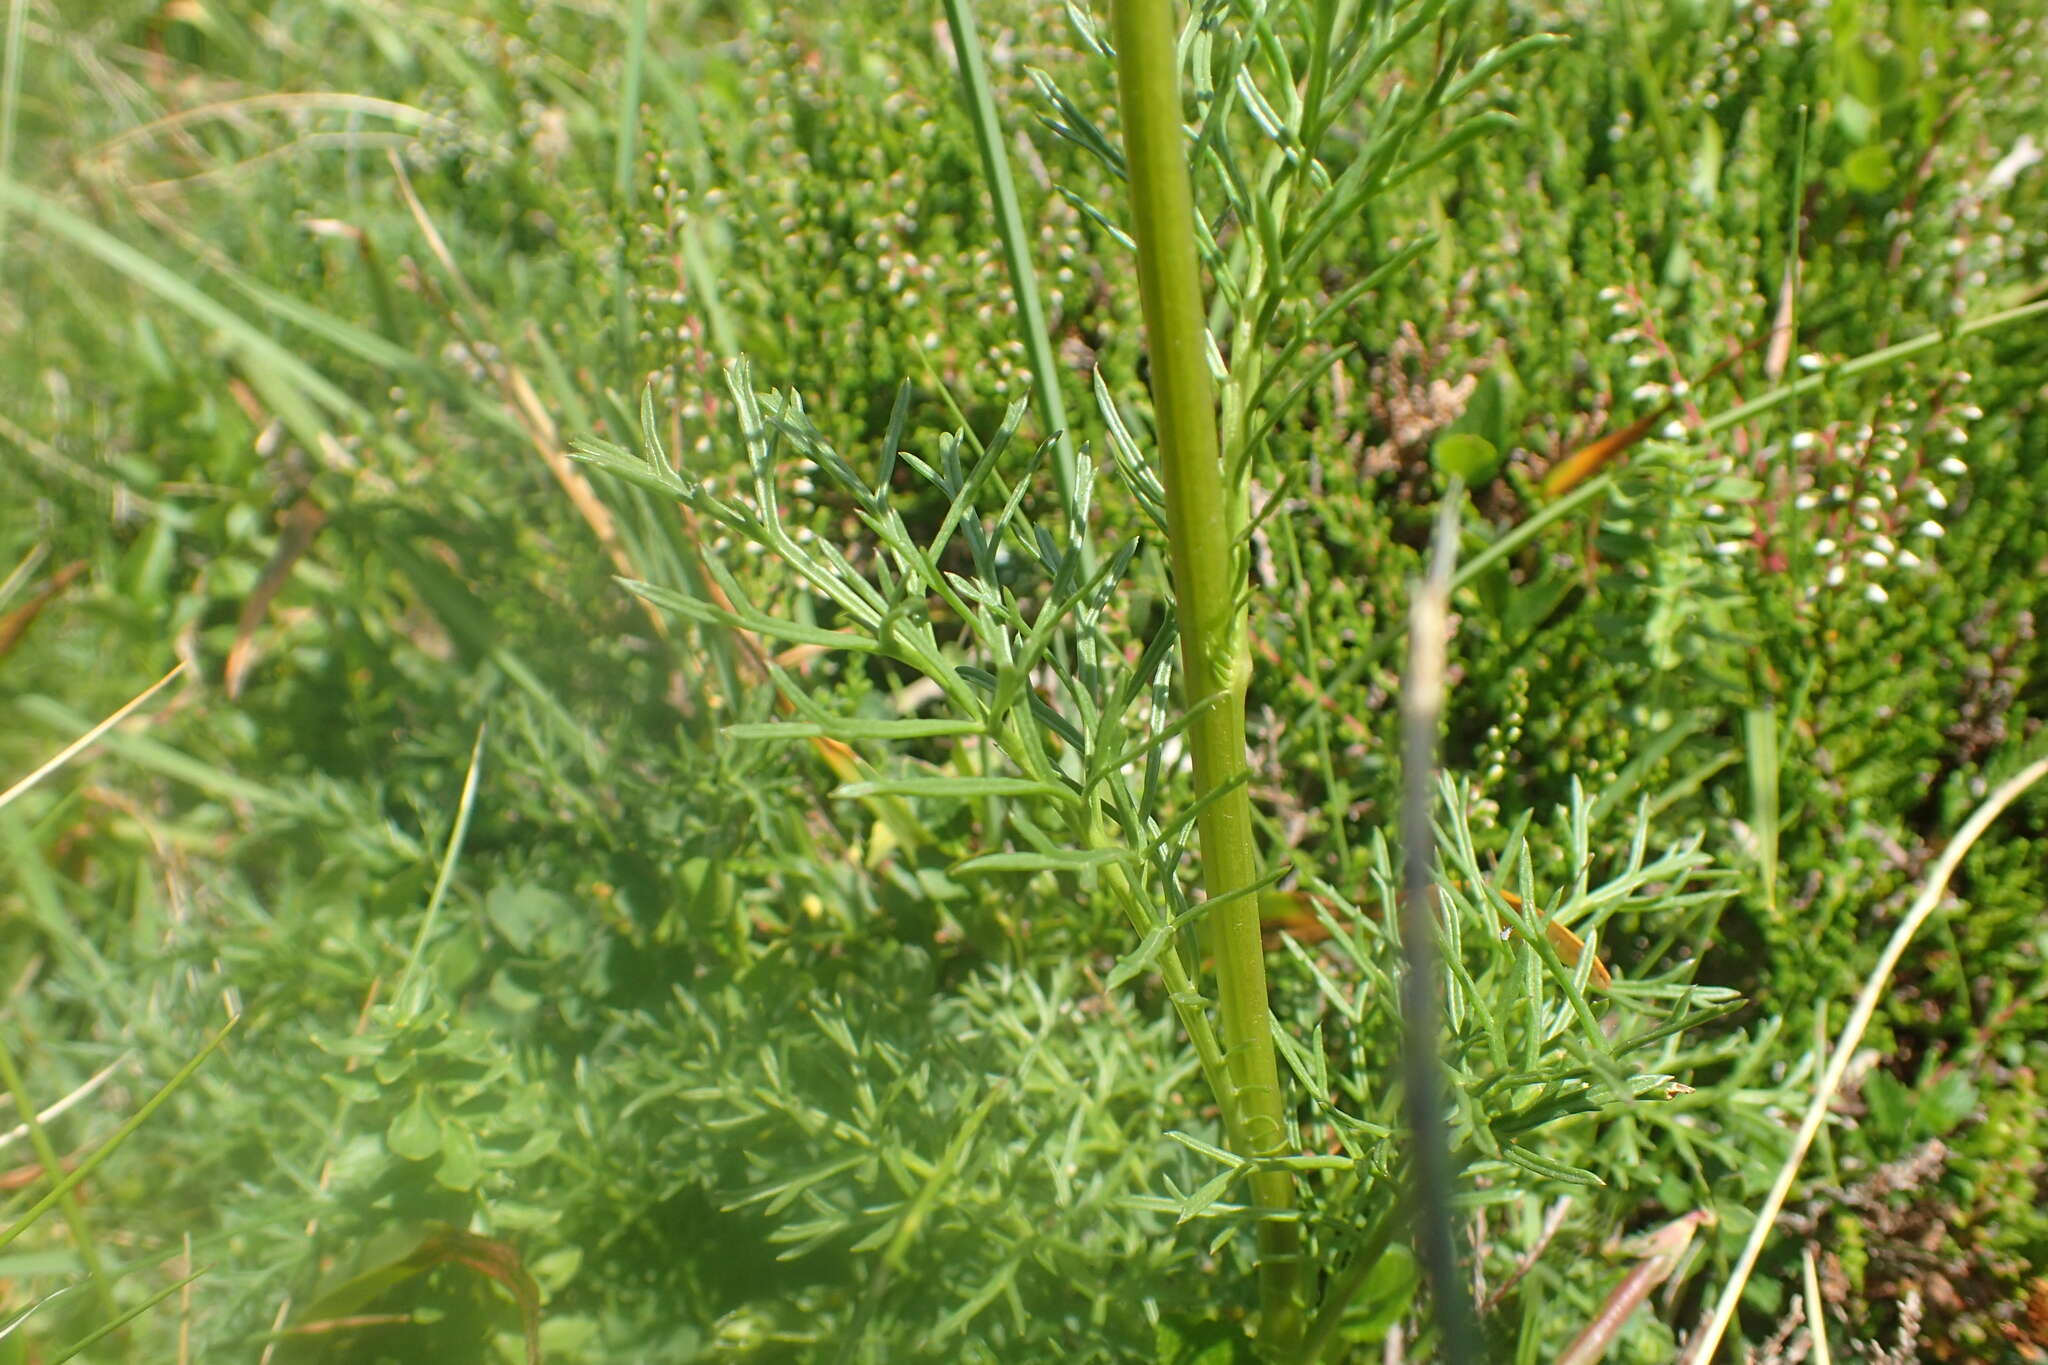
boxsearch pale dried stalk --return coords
[1680,756,2048,1362]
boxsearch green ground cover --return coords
[2,0,2046,1360]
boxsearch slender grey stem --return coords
[1397,483,1482,1362]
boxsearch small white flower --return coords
[1825,564,1846,586]
[1661,420,1687,439]
[1939,457,1968,475]
[1925,486,1949,509]
[1632,383,1668,403]
[1798,353,1825,372]
[1897,549,1922,569]
[1791,431,1818,451]
[1628,351,1658,369]
[1918,521,1946,538]
[1814,538,1837,556]
[1861,550,1889,568]
[1866,583,1889,603]
[1795,492,1821,510]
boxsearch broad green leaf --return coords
[1432,433,1501,482]
[436,1118,485,1190]
[1844,142,1895,193]
[485,883,565,954]
[1918,1069,1977,1136]
[386,1090,441,1162]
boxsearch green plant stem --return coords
[612,0,648,365]
[0,1017,238,1254]
[48,1271,204,1365]
[0,1037,116,1322]
[1700,295,2048,437]
[1090,824,1254,1161]
[0,0,26,269]
[1301,1179,1405,1361]
[1106,0,1301,1346]
[396,721,489,1018]
[939,0,1086,556]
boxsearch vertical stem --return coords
[1106,0,1301,1346]
[611,0,649,365]
[939,0,1087,560]
[0,0,27,269]
[0,1034,118,1323]
[1398,490,1482,1360]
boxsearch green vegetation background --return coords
[2,0,2045,1360]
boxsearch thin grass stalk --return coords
[0,1058,128,1157]
[0,1037,115,1321]
[1679,753,2048,1362]
[939,0,1086,556]
[1745,705,1779,920]
[0,182,362,420]
[46,1271,204,1365]
[396,722,490,1018]
[1396,488,1482,1361]
[0,663,185,813]
[0,1018,239,1254]
[1555,1210,1711,1365]
[1699,296,2048,437]
[1105,0,1300,1344]
[1801,1244,1833,1365]
[612,0,649,365]
[0,0,26,265]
